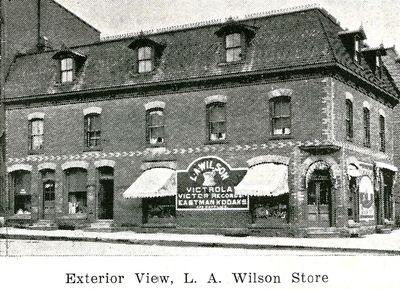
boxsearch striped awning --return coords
[235,163,289,196]
[123,168,176,199]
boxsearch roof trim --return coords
[214,20,258,37]
[338,27,366,40]
[128,35,166,51]
[52,46,87,61]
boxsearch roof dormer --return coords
[52,45,87,84]
[215,19,258,64]
[362,44,387,79]
[128,34,166,74]
[338,27,366,65]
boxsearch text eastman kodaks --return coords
[65,272,329,285]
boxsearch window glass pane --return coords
[138,60,153,73]
[308,183,316,205]
[88,115,100,131]
[32,136,43,150]
[67,170,87,193]
[150,127,165,144]
[61,58,73,70]
[149,110,164,126]
[226,48,241,62]
[210,122,226,141]
[226,33,241,48]
[138,46,152,60]
[210,104,225,122]
[32,120,43,135]
[62,71,73,82]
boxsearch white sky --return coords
[56,0,400,49]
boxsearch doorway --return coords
[97,167,114,220]
[307,169,333,227]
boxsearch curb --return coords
[1,233,399,255]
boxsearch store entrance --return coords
[42,180,55,219]
[307,170,332,227]
[98,179,114,220]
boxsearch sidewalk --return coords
[1,227,400,254]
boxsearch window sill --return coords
[218,60,245,67]
[269,135,293,140]
[83,147,102,152]
[205,140,228,145]
[28,149,44,155]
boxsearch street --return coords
[0,239,385,256]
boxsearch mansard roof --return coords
[4,7,399,103]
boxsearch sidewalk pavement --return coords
[1,227,400,254]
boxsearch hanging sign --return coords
[177,156,248,210]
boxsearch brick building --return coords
[1,3,399,236]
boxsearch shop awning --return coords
[123,168,176,199]
[235,163,289,196]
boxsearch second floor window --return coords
[363,108,371,147]
[225,33,242,62]
[354,37,361,64]
[380,115,386,152]
[84,114,101,148]
[29,119,44,151]
[270,96,291,136]
[146,108,165,145]
[207,103,227,142]
[138,46,153,73]
[345,99,353,140]
[376,55,382,78]
[61,58,74,83]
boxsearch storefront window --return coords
[143,196,176,224]
[251,194,288,225]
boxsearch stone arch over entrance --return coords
[302,157,340,227]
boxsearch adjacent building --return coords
[1,3,399,236]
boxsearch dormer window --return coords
[354,37,362,64]
[138,46,153,73]
[52,45,87,84]
[215,22,257,64]
[61,58,74,83]
[376,54,382,78]
[128,36,165,74]
[225,33,242,62]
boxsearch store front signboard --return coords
[177,156,248,210]
[359,176,375,221]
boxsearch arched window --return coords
[84,113,101,148]
[10,170,32,215]
[270,96,291,136]
[345,99,353,140]
[379,114,386,152]
[146,107,165,145]
[363,107,370,147]
[207,102,227,142]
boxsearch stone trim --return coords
[379,109,386,117]
[38,162,57,171]
[204,95,228,105]
[267,88,293,99]
[302,156,340,189]
[362,101,371,110]
[345,92,354,102]
[144,101,165,111]
[141,161,177,171]
[375,161,398,172]
[94,160,116,168]
[61,161,89,171]
[83,107,102,116]
[28,112,45,120]
[246,155,290,167]
[7,164,32,173]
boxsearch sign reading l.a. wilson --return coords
[177,156,248,210]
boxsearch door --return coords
[98,179,114,219]
[43,180,55,219]
[307,171,332,227]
